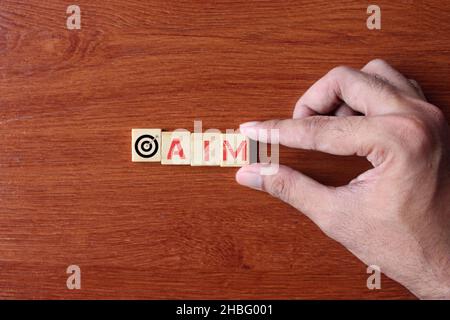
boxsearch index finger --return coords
[293,66,404,118]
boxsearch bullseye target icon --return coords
[132,129,161,162]
[135,134,159,158]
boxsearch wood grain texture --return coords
[1,0,449,299]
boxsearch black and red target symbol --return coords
[135,134,159,158]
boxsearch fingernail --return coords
[236,166,263,191]
[240,121,261,129]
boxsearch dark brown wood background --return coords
[1,0,449,299]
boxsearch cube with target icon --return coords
[132,129,162,162]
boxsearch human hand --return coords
[236,59,450,299]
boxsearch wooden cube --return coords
[161,131,191,165]
[131,129,161,162]
[191,132,222,166]
[220,133,250,167]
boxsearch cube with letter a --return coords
[161,131,191,165]
[220,133,250,167]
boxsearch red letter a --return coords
[167,138,185,160]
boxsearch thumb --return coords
[236,163,341,228]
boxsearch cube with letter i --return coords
[161,131,191,165]
[220,133,250,167]
[191,132,222,166]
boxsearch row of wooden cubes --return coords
[132,129,255,166]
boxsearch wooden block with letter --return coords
[161,131,191,165]
[131,129,162,162]
[220,133,250,167]
[191,132,222,166]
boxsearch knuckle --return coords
[403,118,434,154]
[328,65,353,79]
[424,106,449,145]
[264,119,283,143]
[430,106,447,130]
[305,116,328,132]
[302,116,330,149]
[388,114,435,155]
[266,119,282,130]
[366,74,396,95]
[366,58,389,69]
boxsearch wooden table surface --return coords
[1,0,449,299]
